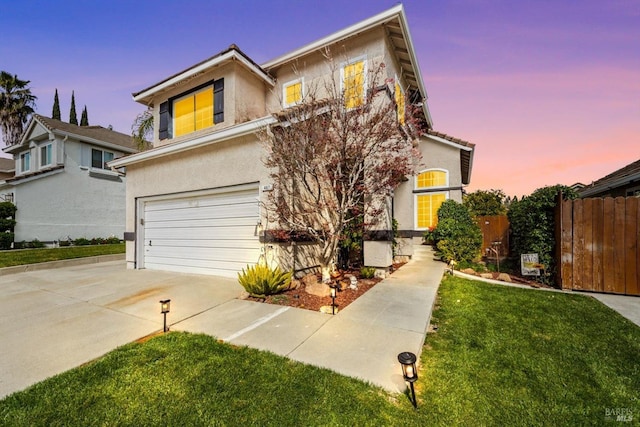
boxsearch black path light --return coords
[160,299,171,333]
[329,283,338,315]
[398,351,418,408]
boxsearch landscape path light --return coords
[160,299,171,333]
[398,351,418,408]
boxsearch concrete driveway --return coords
[0,261,244,398]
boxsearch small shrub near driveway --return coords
[238,264,292,298]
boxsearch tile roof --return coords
[0,158,14,172]
[32,114,137,151]
[427,129,475,149]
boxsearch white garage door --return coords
[140,187,261,278]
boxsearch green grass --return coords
[1,276,638,426]
[420,276,640,426]
[0,244,125,268]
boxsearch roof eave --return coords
[133,50,275,105]
[108,115,276,169]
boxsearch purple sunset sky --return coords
[1,0,638,196]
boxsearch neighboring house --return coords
[0,158,15,201]
[110,4,475,278]
[1,114,137,243]
[578,159,640,198]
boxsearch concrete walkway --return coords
[0,247,444,398]
[174,245,445,393]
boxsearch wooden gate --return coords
[476,215,509,259]
[556,196,640,296]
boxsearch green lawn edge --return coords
[0,244,125,268]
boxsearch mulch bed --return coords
[246,262,406,312]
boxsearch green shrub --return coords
[73,237,91,246]
[360,266,376,279]
[29,239,46,249]
[0,201,17,220]
[90,237,106,245]
[508,185,577,285]
[432,200,482,264]
[238,264,292,298]
[104,236,121,244]
[0,232,13,250]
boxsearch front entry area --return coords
[137,185,261,278]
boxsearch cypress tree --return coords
[80,105,89,126]
[69,91,78,125]
[52,89,61,120]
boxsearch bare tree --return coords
[260,53,424,281]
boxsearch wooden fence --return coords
[476,215,510,260]
[556,196,640,296]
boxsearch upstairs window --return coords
[91,148,114,169]
[40,144,52,167]
[174,86,214,137]
[20,152,30,173]
[159,79,224,140]
[395,81,405,125]
[342,59,366,109]
[283,79,303,107]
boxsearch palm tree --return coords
[0,71,37,147]
[131,106,153,150]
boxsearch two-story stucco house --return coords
[1,114,137,244]
[110,4,475,278]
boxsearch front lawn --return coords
[0,244,125,268]
[1,276,638,426]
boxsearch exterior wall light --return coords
[398,351,418,408]
[160,299,171,333]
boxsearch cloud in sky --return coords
[1,0,638,196]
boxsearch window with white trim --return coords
[91,148,114,169]
[414,169,450,229]
[20,151,30,173]
[40,144,52,167]
[341,57,367,109]
[283,78,304,108]
[395,79,405,125]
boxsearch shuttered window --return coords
[159,78,224,140]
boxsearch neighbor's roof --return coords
[579,158,640,197]
[262,4,433,128]
[426,129,475,186]
[4,114,138,154]
[132,44,275,105]
[0,157,14,172]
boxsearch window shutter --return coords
[214,79,224,124]
[159,101,170,140]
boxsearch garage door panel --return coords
[145,226,257,240]
[145,217,257,229]
[144,192,257,212]
[146,245,261,260]
[141,187,260,276]
[146,202,258,222]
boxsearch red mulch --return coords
[246,263,406,312]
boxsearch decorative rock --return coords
[480,273,493,279]
[461,268,476,275]
[497,273,512,282]
[374,269,388,279]
[319,305,338,314]
[302,273,319,287]
[288,279,301,290]
[238,291,250,300]
[305,281,332,297]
